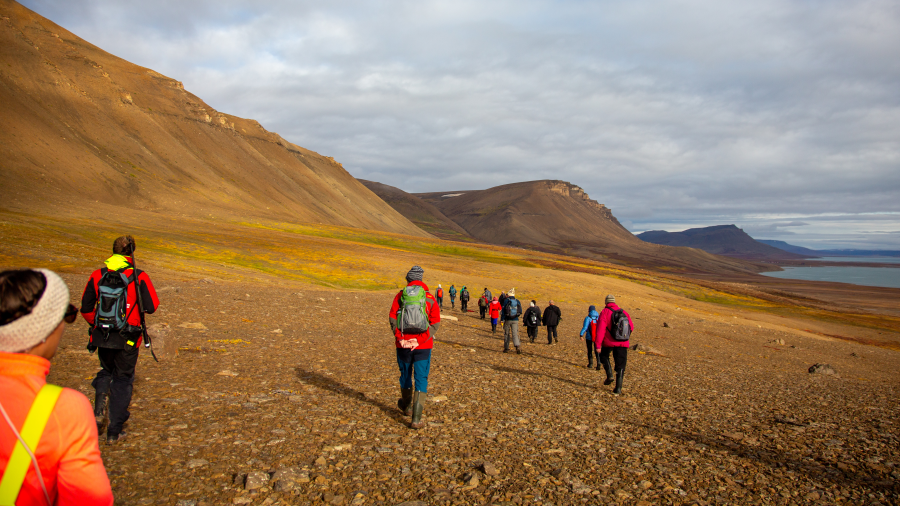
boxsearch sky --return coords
[21,0,900,250]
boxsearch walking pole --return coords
[129,247,158,362]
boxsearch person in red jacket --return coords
[389,266,441,429]
[488,297,502,333]
[81,235,159,443]
[594,294,634,395]
[0,268,114,505]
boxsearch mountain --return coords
[0,0,426,237]
[357,180,473,241]
[757,240,821,257]
[637,225,807,261]
[414,180,769,274]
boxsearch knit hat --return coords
[530,301,535,307]
[0,269,70,353]
[605,294,615,304]
[589,305,596,312]
[438,284,442,288]
[508,288,515,296]
[406,265,424,282]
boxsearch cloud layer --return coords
[23,0,900,249]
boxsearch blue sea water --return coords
[761,259,900,289]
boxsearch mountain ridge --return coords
[637,225,807,261]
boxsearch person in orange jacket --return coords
[0,268,113,506]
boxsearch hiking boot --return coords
[397,388,413,416]
[107,431,127,445]
[516,346,521,355]
[503,348,509,353]
[410,391,426,429]
[612,370,625,395]
[94,392,108,435]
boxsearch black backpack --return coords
[609,308,631,341]
[527,309,539,326]
[95,268,137,333]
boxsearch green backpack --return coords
[397,285,429,334]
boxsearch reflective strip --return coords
[0,384,63,505]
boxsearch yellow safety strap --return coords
[0,384,63,506]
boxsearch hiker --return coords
[460,286,470,312]
[0,268,114,505]
[501,289,523,354]
[498,291,507,310]
[488,297,501,333]
[478,293,488,319]
[579,305,601,369]
[435,284,444,309]
[448,284,457,309]
[81,235,159,444]
[389,266,441,429]
[483,288,492,301]
[523,300,542,343]
[595,295,634,395]
[542,300,562,344]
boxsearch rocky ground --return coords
[48,275,899,506]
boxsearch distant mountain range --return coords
[761,242,900,258]
[362,179,771,274]
[756,240,821,257]
[637,225,807,261]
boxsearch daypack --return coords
[527,309,539,326]
[503,299,519,319]
[436,288,443,298]
[608,308,631,341]
[94,268,136,333]
[460,289,469,301]
[396,285,430,334]
[478,296,487,308]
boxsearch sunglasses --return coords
[64,304,79,324]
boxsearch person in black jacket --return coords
[523,300,542,343]
[460,286,470,312]
[542,300,562,344]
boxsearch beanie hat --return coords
[530,301,535,307]
[605,294,615,304]
[589,305,596,312]
[406,265,424,282]
[438,284,442,288]
[508,288,515,296]
[0,269,70,353]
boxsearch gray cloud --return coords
[21,0,900,249]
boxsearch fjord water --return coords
[761,258,900,289]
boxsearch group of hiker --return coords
[0,235,157,504]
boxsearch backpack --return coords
[478,296,487,308]
[527,309,539,326]
[460,289,469,301]
[436,288,443,298]
[95,268,136,333]
[396,285,430,334]
[608,308,631,341]
[504,299,519,319]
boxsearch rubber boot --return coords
[595,351,602,371]
[94,392,108,435]
[600,354,614,385]
[612,369,625,395]
[410,391,426,429]
[397,388,413,415]
[586,348,593,368]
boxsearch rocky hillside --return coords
[415,180,769,274]
[638,225,807,261]
[358,180,473,241]
[0,0,426,237]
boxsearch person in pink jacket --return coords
[594,294,634,395]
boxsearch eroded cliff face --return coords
[544,180,617,221]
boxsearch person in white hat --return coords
[0,268,113,505]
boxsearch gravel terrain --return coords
[48,277,899,506]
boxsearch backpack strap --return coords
[0,384,63,505]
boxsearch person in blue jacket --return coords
[579,305,601,369]
[448,285,457,309]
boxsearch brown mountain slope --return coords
[417,180,772,274]
[0,0,427,237]
[358,179,474,241]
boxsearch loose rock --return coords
[809,363,836,375]
[244,471,270,490]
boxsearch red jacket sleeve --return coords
[427,293,441,325]
[79,269,102,326]
[595,308,611,341]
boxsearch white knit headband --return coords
[0,269,70,353]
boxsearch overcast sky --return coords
[22,0,900,249]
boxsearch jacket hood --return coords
[605,302,621,311]
[589,309,600,319]
[407,280,430,292]
[105,254,133,271]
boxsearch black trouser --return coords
[94,345,140,436]
[599,346,628,373]
[585,339,599,365]
[546,325,558,343]
[437,297,443,308]
[526,325,538,340]
[480,306,487,319]
[461,300,468,312]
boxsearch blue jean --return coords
[397,349,431,392]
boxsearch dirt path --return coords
[47,274,899,506]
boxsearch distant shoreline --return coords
[776,259,900,269]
